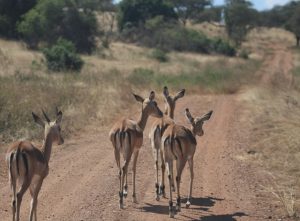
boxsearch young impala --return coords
[149,86,185,200]
[109,91,163,209]
[162,108,213,218]
[6,108,64,221]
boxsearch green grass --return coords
[127,59,261,94]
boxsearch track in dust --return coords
[0,43,294,220]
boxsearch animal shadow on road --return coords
[197,212,248,221]
[141,203,169,215]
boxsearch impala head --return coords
[133,91,163,118]
[32,108,64,145]
[185,108,213,136]
[163,86,185,119]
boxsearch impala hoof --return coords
[186,201,191,208]
[156,195,160,201]
[176,205,181,212]
[169,211,175,218]
[132,195,137,203]
[171,186,176,192]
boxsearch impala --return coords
[149,86,185,200]
[109,91,163,209]
[162,108,213,218]
[6,108,64,221]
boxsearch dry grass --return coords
[0,34,262,144]
[186,21,226,38]
[240,86,300,218]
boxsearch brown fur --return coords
[6,109,63,221]
[109,91,163,209]
[161,108,213,218]
[149,87,185,200]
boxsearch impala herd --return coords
[6,87,213,220]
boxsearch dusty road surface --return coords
[0,43,294,221]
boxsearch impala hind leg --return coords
[120,161,130,209]
[29,178,43,221]
[159,149,166,198]
[16,180,30,221]
[123,174,128,198]
[186,158,194,208]
[151,128,161,201]
[10,174,16,221]
[166,161,175,218]
[175,159,186,212]
[114,148,123,209]
[132,150,140,203]
[153,146,160,201]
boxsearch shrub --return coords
[43,38,84,72]
[239,49,249,59]
[210,38,236,56]
[126,22,236,56]
[150,49,168,62]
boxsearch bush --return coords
[239,49,249,59]
[123,21,236,56]
[210,38,236,56]
[150,49,168,62]
[43,38,84,72]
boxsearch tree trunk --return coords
[296,36,300,47]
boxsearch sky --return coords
[214,0,292,11]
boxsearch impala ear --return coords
[174,89,185,101]
[42,109,50,123]
[132,93,144,103]
[149,91,155,100]
[32,112,45,127]
[163,86,169,98]
[56,111,63,124]
[200,110,213,122]
[185,108,194,124]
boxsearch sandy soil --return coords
[0,42,295,221]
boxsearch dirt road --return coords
[0,43,294,220]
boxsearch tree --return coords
[17,0,98,53]
[117,0,177,30]
[170,0,212,26]
[196,6,223,23]
[0,0,37,37]
[286,4,300,46]
[224,0,258,45]
[258,1,300,47]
